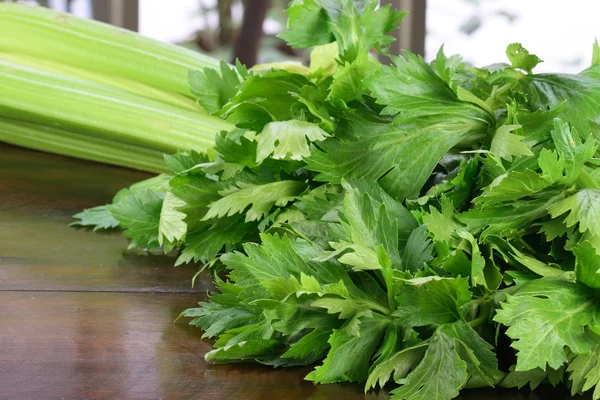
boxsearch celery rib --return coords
[0,3,237,173]
[0,53,204,112]
[0,59,234,154]
[0,3,221,98]
[0,117,168,173]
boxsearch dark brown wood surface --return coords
[0,143,587,400]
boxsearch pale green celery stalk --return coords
[0,53,203,113]
[0,117,168,173]
[0,59,234,155]
[0,3,221,98]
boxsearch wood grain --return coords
[0,291,375,400]
[0,144,587,399]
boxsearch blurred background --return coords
[7,0,599,72]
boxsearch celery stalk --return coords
[0,3,221,98]
[0,59,234,154]
[0,53,203,112]
[0,117,168,173]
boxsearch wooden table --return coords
[0,144,586,400]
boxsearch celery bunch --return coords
[0,3,232,171]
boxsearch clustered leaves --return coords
[72,1,600,399]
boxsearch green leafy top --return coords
[72,4,600,399]
[279,0,406,62]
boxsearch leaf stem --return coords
[468,314,488,328]
[577,169,600,189]
[361,299,391,316]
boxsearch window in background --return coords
[426,0,599,73]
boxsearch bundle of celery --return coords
[0,3,232,172]
[7,0,600,399]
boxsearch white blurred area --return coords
[138,0,281,43]
[139,0,222,43]
[426,0,599,73]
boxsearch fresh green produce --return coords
[0,52,202,111]
[0,3,233,171]
[0,58,233,171]
[0,117,168,173]
[71,0,600,398]
[0,57,232,150]
[0,3,220,97]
